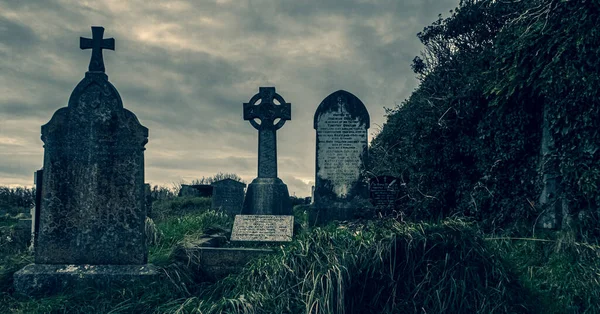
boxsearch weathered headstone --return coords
[241,87,292,215]
[231,215,293,242]
[369,176,401,213]
[211,179,246,215]
[14,26,157,296]
[311,90,371,224]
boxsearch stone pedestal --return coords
[13,264,160,296]
[241,178,292,215]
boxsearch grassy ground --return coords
[0,198,599,313]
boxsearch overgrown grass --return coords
[171,219,535,314]
[1,198,599,313]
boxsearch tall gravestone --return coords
[211,178,246,215]
[14,26,157,296]
[311,90,371,224]
[241,87,292,215]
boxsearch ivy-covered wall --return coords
[370,0,599,238]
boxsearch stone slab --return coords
[173,247,274,281]
[13,263,160,296]
[231,215,293,242]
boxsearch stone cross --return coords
[80,26,115,73]
[243,87,291,178]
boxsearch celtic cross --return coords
[243,87,291,178]
[80,26,115,73]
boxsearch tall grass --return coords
[173,218,536,314]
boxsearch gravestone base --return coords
[308,199,374,226]
[172,247,274,281]
[13,263,160,296]
[242,178,292,215]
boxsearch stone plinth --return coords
[241,178,292,215]
[13,264,160,296]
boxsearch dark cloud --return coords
[0,0,461,196]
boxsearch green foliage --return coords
[370,0,600,236]
[151,196,212,221]
[0,186,35,215]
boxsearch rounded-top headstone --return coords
[312,90,370,222]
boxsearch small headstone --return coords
[311,90,371,224]
[369,176,401,213]
[14,26,157,296]
[241,87,292,215]
[179,184,214,197]
[211,179,246,215]
[230,215,293,242]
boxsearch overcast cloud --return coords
[0,0,459,197]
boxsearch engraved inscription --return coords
[316,106,367,197]
[231,215,293,242]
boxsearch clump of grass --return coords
[149,209,233,266]
[151,197,212,221]
[173,218,536,314]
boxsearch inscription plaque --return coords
[231,215,293,242]
[369,176,401,211]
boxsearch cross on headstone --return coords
[243,87,291,178]
[80,26,115,73]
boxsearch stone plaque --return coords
[211,179,246,215]
[312,90,370,223]
[230,215,293,242]
[369,176,401,211]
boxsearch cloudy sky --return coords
[0,0,459,197]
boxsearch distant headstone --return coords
[369,176,401,213]
[14,26,157,296]
[179,184,213,197]
[311,90,371,223]
[211,179,246,215]
[241,87,292,215]
[231,215,293,242]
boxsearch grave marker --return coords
[231,215,293,242]
[241,87,292,215]
[311,90,371,223]
[14,26,157,296]
[369,175,401,213]
[211,178,246,215]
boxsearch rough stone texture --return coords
[13,264,159,296]
[242,87,292,215]
[312,90,370,223]
[172,247,274,281]
[34,27,148,265]
[32,169,43,249]
[369,176,401,213]
[231,215,293,242]
[211,179,246,215]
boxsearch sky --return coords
[0,0,460,197]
